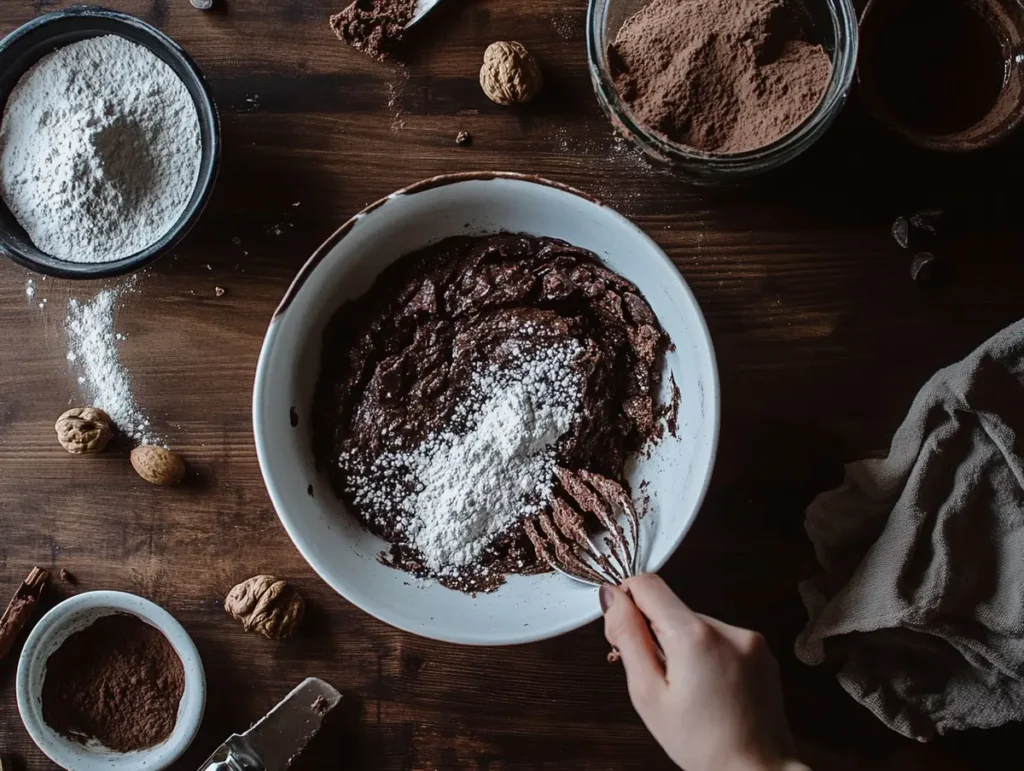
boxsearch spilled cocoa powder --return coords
[609,0,833,153]
[42,614,185,752]
[330,0,418,61]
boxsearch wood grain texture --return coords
[1,0,1023,769]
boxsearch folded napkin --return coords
[795,320,1024,741]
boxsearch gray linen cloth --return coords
[795,320,1024,741]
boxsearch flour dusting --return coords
[66,283,156,444]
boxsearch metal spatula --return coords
[198,678,342,771]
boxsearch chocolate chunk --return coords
[910,209,944,236]
[329,0,418,62]
[910,252,942,283]
[892,216,910,249]
[624,292,657,325]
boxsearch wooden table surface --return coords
[2,1,1023,768]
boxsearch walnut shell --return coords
[55,407,114,454]
[130,445,186,485]
[479,41,543,105]
[225,575,305,640]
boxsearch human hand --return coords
[601,574,808,771]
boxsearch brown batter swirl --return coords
[312,233,668,592]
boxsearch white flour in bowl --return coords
[0,35,201,263]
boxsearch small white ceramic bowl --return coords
[17,591,206,770]
[254,172,719,645]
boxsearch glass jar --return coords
[586,0,859,184]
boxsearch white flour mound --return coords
[343,340,584,575]
[0,35,201,263]
[66,284,156,445]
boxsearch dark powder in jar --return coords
[866,0,1007,135]
[608,0,834,153]
[42,613,185,752]
[330,0,418,61]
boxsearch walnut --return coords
[130,445,187,486]
[225,575,305,640]
[55,407,114,454]
[479,41,543,105]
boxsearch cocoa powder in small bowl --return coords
[41,613,185,752]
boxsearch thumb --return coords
[601,584,665,703]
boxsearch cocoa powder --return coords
[42,614,185,752]
[330,0,418,61]
[609,0,833,154]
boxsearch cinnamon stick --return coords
[0,567,49,662]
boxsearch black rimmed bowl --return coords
[0,6,221,279]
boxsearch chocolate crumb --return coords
[307,484,315,498]
[666,373,680,437]
[312,695,329,715]
[215,287,226,297]
[455,130,472,146]
[59,569,76,586]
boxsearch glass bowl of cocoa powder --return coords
[587,0,858,183]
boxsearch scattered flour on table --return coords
[552,127,654,211]
[340,340,584,575]
[65,281,156,444]
[0,35,201,263]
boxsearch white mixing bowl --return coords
[253,172,719,645]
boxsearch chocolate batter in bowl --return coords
[254,173,719,644]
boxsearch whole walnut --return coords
[225,575,305,640]
[479,41,543,105]
[55,407,114,454]
[131,445,187,486]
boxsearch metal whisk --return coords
[525,468,642,587]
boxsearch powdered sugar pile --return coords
[66,284,155,444]
[341,340,584,576]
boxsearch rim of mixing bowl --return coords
[586,0,859,183]
[0,6,221,279]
